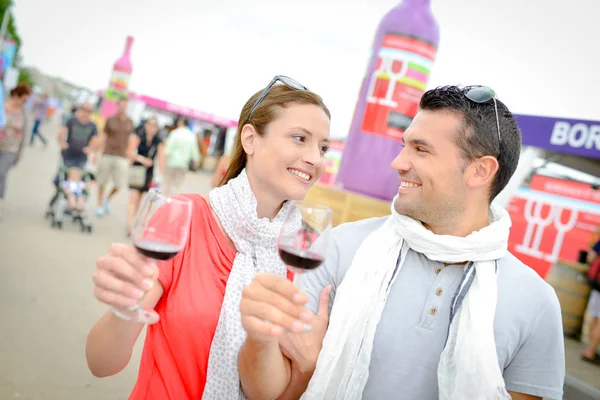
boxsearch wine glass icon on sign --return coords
[516,199,556,259]
[545,206,579,263]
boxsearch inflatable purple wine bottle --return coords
[337,0,440,201]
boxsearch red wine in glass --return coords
[278,202,332,277]
[278,245,325,272]
[133,241,181,261]
[111,188,192,324]
[278,202,332,332]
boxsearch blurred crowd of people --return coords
[0,87,220,234]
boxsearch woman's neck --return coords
[246,168,283,220]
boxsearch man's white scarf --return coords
[202,169,298,400]
[302,197,513,400]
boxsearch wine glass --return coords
[111,188,192,324]
[278,201,332,284]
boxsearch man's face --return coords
[77,103,93,123]
[391,110,471,226]
[117,100,128,114]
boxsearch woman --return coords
[0,83,32,219]
[86,76,331,399]
[582,234,600,364]
[126,117,166,235]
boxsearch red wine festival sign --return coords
[507,114,600,278]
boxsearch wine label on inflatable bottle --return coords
[361,33,437,141]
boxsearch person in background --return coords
[95,98,135,217]
[239,85,565,400]
[30,92,49,147]
[212,154,231,188]
[163,116,200,197]
[582,236,600,365]
[85,77,331,399]
[46,102,100,214]
[125,116,166,236]
[62,167,89,213]
[0,83,32,219]
[198,129,212,169]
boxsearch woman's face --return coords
[145,119,159,136]
[244,103,331,203]
[16,94,30,107]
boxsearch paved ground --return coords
[0,113,212,400]
[0,112,598,399]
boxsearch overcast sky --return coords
[12,0,599,137]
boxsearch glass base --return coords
[111,305,159,324]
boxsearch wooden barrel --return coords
[545,260,591,338]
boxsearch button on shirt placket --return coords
[420,264,452,329]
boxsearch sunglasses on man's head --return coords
[464,86,502,148]
[245,75,308,124]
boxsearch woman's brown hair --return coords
[10,83,32,98]
[219,85,330,186]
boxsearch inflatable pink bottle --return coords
[100,36,134,117]
[337,0,439,201]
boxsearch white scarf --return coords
[301,197,513,400]
[202,169,298,400]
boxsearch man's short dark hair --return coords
[177,116,189,126]
[419,85,522,202]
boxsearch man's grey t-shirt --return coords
[62,117,98,167]
[299,217,565,400]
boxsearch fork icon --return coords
[515,199,556,258]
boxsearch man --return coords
[47,102,100,212]
[30,93,49,147]
[582,237,600,365]
[238,86,565,400]
[163,116,199,197]
[95,98,134,217]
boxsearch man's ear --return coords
[240,124,257,156]
[466,155,499,190]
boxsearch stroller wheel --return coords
[87,226,93,233]
[56,221,63,229]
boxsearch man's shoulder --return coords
[332,216,388,244]
[497,252,560,312]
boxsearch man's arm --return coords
[97,120,110,152]
[507,392,541,400]
[58,126,68,145]
[238,338,292,400]
[502,285,565,400]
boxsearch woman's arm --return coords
[86,282,164,377]
[127,134,141,162]
[157,142,166,178]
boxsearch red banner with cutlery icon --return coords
[507,175,600,278]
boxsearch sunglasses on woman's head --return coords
[464,86,502,148]
[245,75,308,124]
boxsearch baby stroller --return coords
[45,158,94,233]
